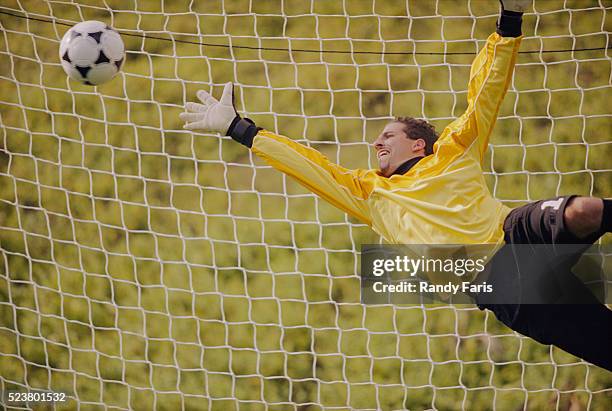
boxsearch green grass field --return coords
[0,0,611,410]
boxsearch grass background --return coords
[0,0,611,409]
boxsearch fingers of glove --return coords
[219,82,234,107]
[179,112,205,122]
[185,102,208,113]
[196,89,218,106]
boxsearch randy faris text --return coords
[371,280,492,295]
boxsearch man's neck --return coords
[391,156,425,176]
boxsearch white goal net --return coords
[0,0,610,409]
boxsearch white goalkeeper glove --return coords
[181,82,237,134]
[500,0,531,12]
[181,83,259,147]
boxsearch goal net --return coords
[0,0,610,409]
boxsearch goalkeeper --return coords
[181,0,611,371]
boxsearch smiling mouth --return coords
[377,150,390,159]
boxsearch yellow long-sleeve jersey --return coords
[251,32,522,248]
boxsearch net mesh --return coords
[0,0,610,409]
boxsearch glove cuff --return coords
[497,8,523,37]
[226,116,260,148]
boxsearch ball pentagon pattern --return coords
[59,21,125,86]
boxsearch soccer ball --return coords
[59,21,125,86]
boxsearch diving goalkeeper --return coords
[181,0,611,371]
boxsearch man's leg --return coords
[483,195,612,371]
[564,196,611,241]
[510,303,612,371]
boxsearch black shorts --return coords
[503,195,588,245]
[478,195,601,310]
[476,195,612,370]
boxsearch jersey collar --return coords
[391,156,425,176]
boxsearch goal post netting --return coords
[0,0,610,409]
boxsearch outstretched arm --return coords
[180,84,374,225]
[437,0,526,163]
[251,131,374,225]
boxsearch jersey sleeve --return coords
[251,130,375,225]
[436,32,522,162]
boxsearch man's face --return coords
[373,122,424,177]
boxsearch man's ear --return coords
[412,138,426,152]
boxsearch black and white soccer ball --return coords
[59,21,125,86]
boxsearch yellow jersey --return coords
[251,32,522,248]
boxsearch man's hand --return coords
[181,82,237,134]
[500,0,531,12]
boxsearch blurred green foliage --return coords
[0,0,610,410]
